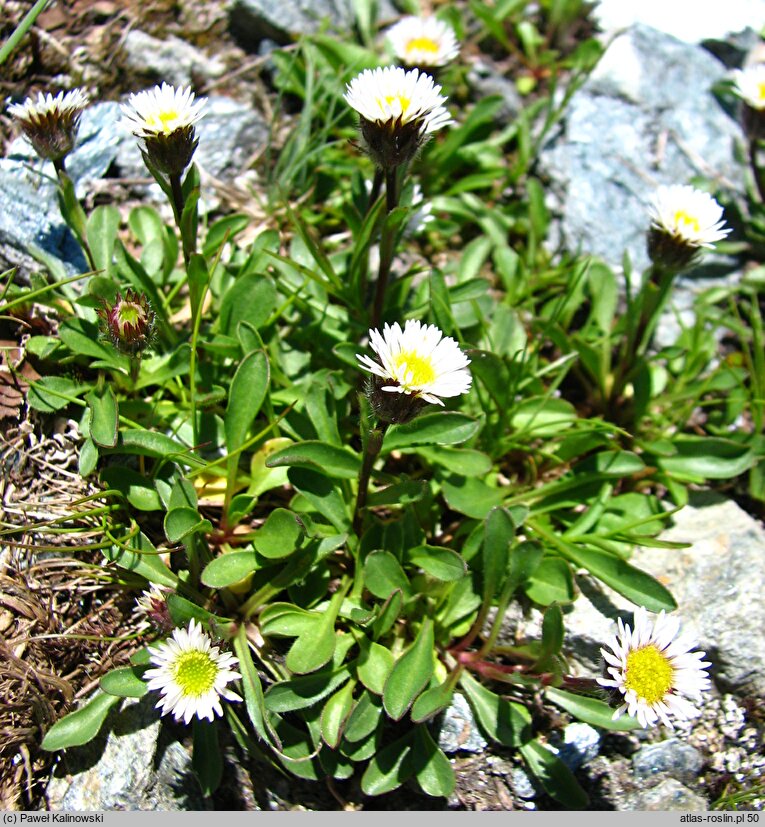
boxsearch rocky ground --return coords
[1,0,764,812]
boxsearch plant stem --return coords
[352,422,388,537]
[371,167,400,329]
[169,172,194,267]
[749,138,765,203]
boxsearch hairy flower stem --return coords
[609,264,675,416]
[371,167,400,329]
[169,172,193,267]
[352,422,388,538]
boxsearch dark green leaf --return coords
[545,687,640,731]
[100,666,147,698]
[460,672,531,748]
[320,680,355,749]
[383,412,481,451]
[192,718,222,796]
[100,467,161,511]
[287,468,349,532]
[525,557,575,605]
[164,506,213,543]
[364,551,411,600]
[201,551,261,588]
[224,349,270,453]
[407,545,466,582]
[41,692,120,751]
[520,739,589,809]
[252,508,305,559]
[264,666,352,713]
[266,441,361,480]
[383,619,434,720]
[360,731,415,796]
[356,635,394,695]
[413,726,455,798]
[102,531,178,588]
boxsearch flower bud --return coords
[8,89,89,163]
[98,290,156,356]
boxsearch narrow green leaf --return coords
[383,412,481,451]
[100,666,147,698]
[86,205,120,277]
[78,437,98,477]
[264,666,352,713]
[545,687,640,731]
[287,467,349,532]
[343,690,383,743]
[360,731,415,796]
[356,635,395,695]
[233,630,280,748]
[407,545,467,582]
[285,618,337,675]
[266,440,361,480]
[201,551,261,588]
[442,475,505,519]
[224,349,269,453]
[411,681,455,723]
[520,739,589,809]
[460,672,531,748]
[321,680,356,749]
[483,507,514,601]
[413,726,456,798]
[259,603,321,638]
[41,692,120,751]
[102,531,178,588]
[383,619,434,720]
[656,436,754,481]
[27,377,86,412]
[100,467,161,511]
[371,589,403,640]
[192,718,222,796]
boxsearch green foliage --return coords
[22,0,755,807]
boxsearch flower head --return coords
[98,290,156,356]
[731,64,765,139]
[121,83,206,176]
[597,607,711,729]
[143,619,241,724]
[134,585,173,633]
[647,184,731,269]
[345,66,453,168]
[386,16,459,68]
[357,320,471,422]
[8,89,89,163]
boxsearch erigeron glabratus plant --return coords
[3,3,758,811]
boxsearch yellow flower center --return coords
[394,349,436,387]
[145,108,180,133]
[624,645,674,705]
[673,209,700,234]
[380,95,411,116]
[173,650,218,697]
[757,81,765,105]
[116,302,141,329]
[406,37,440,55]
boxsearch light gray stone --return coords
[228,0,397,46]
[122,30,226,88]
[548,723,601,771]
[540,24,744,276]
[508,767,537,800]
[632,738,704,784]
[624,777,708,810]
[46,696,204,811]
[467,60,524,122]
[437,692,489,754]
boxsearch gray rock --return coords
[467,60,524,122]
[46,695,204,810]
[437,692,489,754]
[624,778,708,810]
[548,723,601,771]
[122,30,226,88]
[1,102,124,276]
[228,0,397,46]
[115,95,269,183]
[508,767,537,800]
[540,24,744,276]
[632,738,704,784]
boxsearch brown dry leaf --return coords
[0,341,39,421]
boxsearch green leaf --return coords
[441,475,505,519]
[203,214,250,257]
[27,377,85,412]
[367,480,428,507]
[511,397,577,437]
[560,545,676,612]
[413,726,455,798]
[417,446,493,476]
[360,731,415,796]
[100,666,148,698]
[287,468,349,532]
[41,692,120,751]
[460,672,531,748]
[86,382,119,449]
[233,631,279,748]
[164,506,213,543]
[59,318,123,366]
[364,551,411,600]
[343,690,383,743]
[259,603,321,638]
[356,635,395,695]
[192,719,222,797]
[285,617,337,675]
[545,687,640,731]
[321,680,355,749]
[87,205,119,277]
[371,589,403,640]
[101,467,161,511]
[407,545,466,582]
[264,666,352,713]
[383,412,481,451]
[483,507,514,601]
[520,739,589,809]
[102,531,178,588]
[656,436,754,481]
[79,437,98,477]
[383,618,434,721]
[224,349,270,453]
[166,595,226,627]
[219,273,277,336]
[411,681,455,724]
[252,508,305,559]
[108,430,203,467]
[525,557,575,605]
[574,450,645,478]
[201,551,261,588]
[187,253,208,320]
[266,440,361,480]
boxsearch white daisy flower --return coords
[357,319,472,407]
[345,67,453,168]
[386,16,460,68]
[731,63,765,110]
[121,83,206,175]
[597,607,711,729]
[8,89,89,163]
[648,185,730,249]
[133,584,172,632]
[143,619,241,724]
